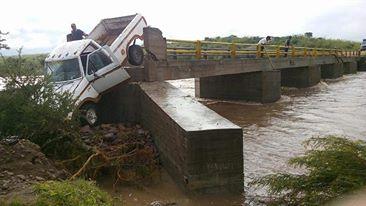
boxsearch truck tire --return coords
[128,45,144,66]
[80,103,99,126]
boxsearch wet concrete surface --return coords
[139,82,241,131]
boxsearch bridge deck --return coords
[126,56,358,82]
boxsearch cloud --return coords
[1,0,363,55]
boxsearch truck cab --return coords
[44,14,147,125]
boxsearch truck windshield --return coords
[46,58,81,82]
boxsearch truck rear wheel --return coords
[80,103,99,126]
[128,45,144,66]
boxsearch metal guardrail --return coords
[166,39,361,59]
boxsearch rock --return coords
[117,124,126,131]
[150,201,164,206]
[0,136,20,146]
[35,176,45,181]
[150,201,178,206]
[100,124,112,130]
[80,125,93,134]
[1,184,9,191]
[16,175,26,180]
[4,171,14,176]
[137,129,145,135]
[103,133,117,142]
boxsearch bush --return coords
[204,35,360,50]
[34,180,113,206]
[0,51,84,160]
[251,136,366,206]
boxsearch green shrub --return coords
[0,51,84,160]
[204,35,360,50]
[251,136,366,206]
[0,200,27,206]
[34,180,112,206]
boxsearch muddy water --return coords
[169,73,366,203]
[105,73,366,205]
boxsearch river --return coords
[113,72,366,205]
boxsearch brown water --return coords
[102,72,366,205]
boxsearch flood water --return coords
[170,72,366,205]
[107,72,366,205]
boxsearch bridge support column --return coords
[281,65,321,88]
[357,57,366,71]
[320,63,343,79]
[343,62,357,74]
[195,71,281,103]
[99,82,244,194]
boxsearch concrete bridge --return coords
[101,27,365,195]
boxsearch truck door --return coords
[85,48,130,93]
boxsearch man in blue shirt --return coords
[68,23,87,41]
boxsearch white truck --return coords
[44,14,147,125]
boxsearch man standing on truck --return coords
[258,36,272,57]
[68,23,88,41]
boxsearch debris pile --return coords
[70,123,160,186]
[0,139,66,201]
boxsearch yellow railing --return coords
[166,39,361,59]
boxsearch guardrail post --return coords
[291,46,295,57]
[304,48,307,57]
[195,40,201,59]
[276,46,280,58]
[256,45,261,58]
[230,43,237,59]
[312,49,317,57]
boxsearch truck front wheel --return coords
[80,103,99,126]
[128,45,144,66]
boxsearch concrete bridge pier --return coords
[98,82,244,194]
[320,63,344,79]
[281,65,321,88]
[357,57,366,71]
[195,70,281,103]
[343,62,357,74]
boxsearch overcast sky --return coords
[1,0,365,55]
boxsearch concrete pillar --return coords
[281,65,321,88]
[343,62,357,74]
[357,57,366,71]
[98,82,244,194]
[320,63,344,79]
[98,84,141,124]
[143,27,167,60]
[195,71,281,103]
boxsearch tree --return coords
[251,136,366,206]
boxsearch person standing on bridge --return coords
[284,36,292,57]
[67,23,88,42]
[258,36,272,57]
